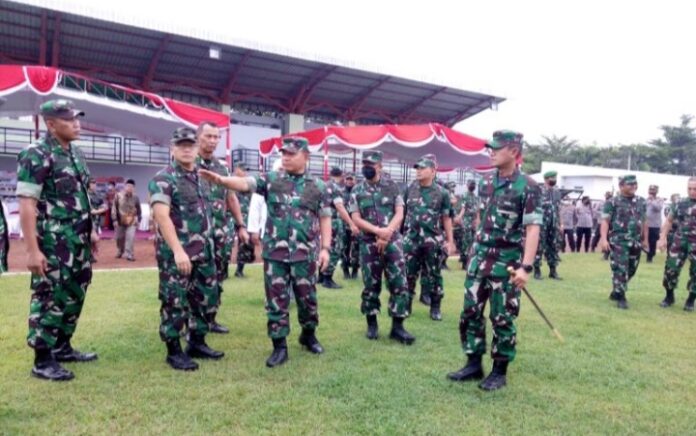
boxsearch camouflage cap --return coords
[543,170,558,179]
[413,153,437,169]
[330,166,343,177]
[486,129,523,150]
[362,150,383,164]
[171,127,197,145]
[40,99,85,120]
[344,172,356,180]
[619,174,637,185]
[280,136,309,154]
[445,181,457,189]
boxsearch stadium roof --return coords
[0,0,505,126]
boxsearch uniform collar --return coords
[494,168,520,187]
[46,135,71,154]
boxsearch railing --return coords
[123,138,170,165]
[0,126,121,162]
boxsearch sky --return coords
[19,0,696,146]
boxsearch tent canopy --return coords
[259,123,492,171]
[0,65,229,146]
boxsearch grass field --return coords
[1,253,696,435]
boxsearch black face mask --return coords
[467,185,476,192]
[548,180,557,187]
[362,165,377,180]
[583,200,590,205]
[346,185,353,192]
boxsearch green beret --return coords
[543,171,557,179]
[619,174,637,184]
[362,150,383,164]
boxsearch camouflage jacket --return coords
[461,191,479,229]
[0,197,7,272]
[196,155,231,229]
[149,161,213,262]
[248,171,331,262]
[326,179,345,221]
[472,169,542,277]
[403,180,451,239]
[349,175,404,241]
[16,135,93,240]
[602,194,646,243]
[669,198,696,241]
[540,185,562,228]
[667,202,678,236]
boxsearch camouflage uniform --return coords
[197,155,233,315]
[342,183,360,274]
[403,166,452,308]
[149,161,217,342]
[662,199,696,299]
[16,133,94,351]
[324,178,345,277]
[235,191,255,265]
[666,202,679,250]
[459,132,542,364]
[603,189,646,299]
[247,170,331,339]
[349,159,410,318]
[534,182,562,271]
[460,190,479,265]
[451,194,464,259]
[0,197,8,274]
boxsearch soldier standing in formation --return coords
[0,195,7,274]
[149,127,224,371]
[232,161,254,278]
[195,122,248,334]
[341,172,360,280]
[645,184,663,263]
[17,99,99,381]
[447,130,541,391]
[457,179,479,270]
[534,171,563,280]
[598,175,647,309]
[320,167,358,289]
[403,154,455,321]
[665,193,680,251]
[658,178,696,311]
[349,150,415,345]
[448,183,464,266]
[200,136,331,368]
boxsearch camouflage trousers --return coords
[459,256,521,362]
[0,212,8,273]
[212,225,232,311]
[667,230,676,253]
[325,218,344,276]
[609,240,641,296]
[662,234,696,295]
[342,228,359,270]
[27,239,92,350]
[157,255,217,341]
[264,259,319,339]
[534,224,561,268]
[453,226,463,261]
[359,236,410,318]
[404,234,444,301]
[460,228,475,264]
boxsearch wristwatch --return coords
[521,263,534,273]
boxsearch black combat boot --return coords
[461,256,468,270]
[350,266,359,279]
[53,337,98,362]
[317,271,325,286]
[186,334,225,360]
[447,354,484,382]
[298,328,324,354]
[660,290,675,308]
[165,339,198,371]
[684,294,695,312]
[549,266,562,280]
[609,291,620,301]
[266,338,288,368]
[366,315,379,340]
[616,294,629,310]
[31,348,75,381]
[209,312,230,334]
[234,263,245,278]
[419,293,432,306]
[479,360,508,391]
[322,273,342,289]
[342,264,350,280]
[430,295,442,321]
[534,266,542,280]
[389,317,415,345]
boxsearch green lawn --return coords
[1,253,695,435]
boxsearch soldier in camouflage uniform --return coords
[598,175,648,309]
[534,171,563,280]
[658,178,696,311]
[447,130,542,392]
[342,172,360,279]
[349,150,415,345]
[200,136,331,368]
[320,167,359,289]
[16,100,99,381]
[233,161,254,278]
[0,196,8,274]
[149,127,224,371]
[448,183,464,262]
[665,194,680,250]
[403,154,455,321]
[457,179,479,270]
[196,122,248,334]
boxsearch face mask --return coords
[583,200,590,205]
[467,185,475,192]
[346,185,353,192]
[362,165,377,180]
[548,180,557,187]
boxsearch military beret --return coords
[40,99,85,120]
[486,130,523,150]
[543,171,558,179]
[362,150,383,164]
[280,136,309,153]
[619,174,637,184]
[330,166,343,177]
[413,153,437,169]
[171,127,197,145]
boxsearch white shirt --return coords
[247,193,267,237]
